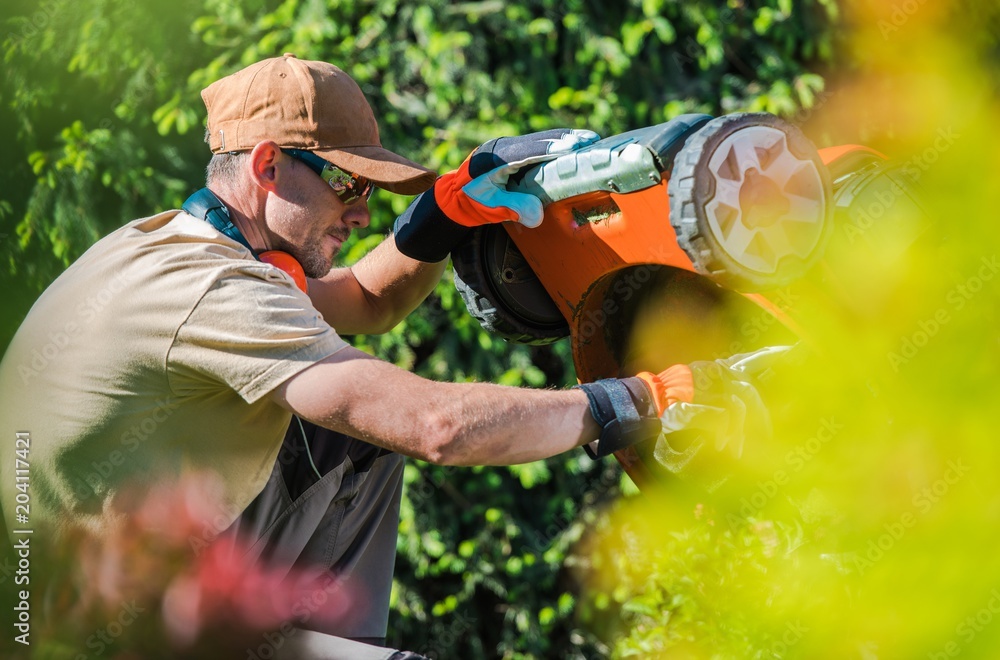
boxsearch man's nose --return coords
[344,200,370,229]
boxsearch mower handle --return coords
[509,114,713,205]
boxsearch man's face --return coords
[262,153,371,279]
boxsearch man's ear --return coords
[248,140,283,193]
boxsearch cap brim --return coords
[315,145,437,196]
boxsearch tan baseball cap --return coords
[201,53,436,195]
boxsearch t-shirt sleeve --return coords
[167,267,349,403]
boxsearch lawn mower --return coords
[450,112,927,487]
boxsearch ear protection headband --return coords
[182,188,308,293]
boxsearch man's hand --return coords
[648,345,791,474]
[436,128,600,228]
[658,345,787,459]
[575,345,789,462]
[393,128,599,262]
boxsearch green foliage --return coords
[583,496,812,659]
[0,0,863,657]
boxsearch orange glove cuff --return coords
[434,155,519,227]
[636,365,694,417]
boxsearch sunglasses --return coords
[281,148,375,205]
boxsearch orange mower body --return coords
[451,114,921,487]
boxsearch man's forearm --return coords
[273,349,601,466]
[353,233,447,329]
[309,234,446,334]
[430,383,599,466]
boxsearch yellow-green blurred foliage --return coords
[586,1,1000,657]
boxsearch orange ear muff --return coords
[259,251,308,293]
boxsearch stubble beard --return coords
[271,234,338,279]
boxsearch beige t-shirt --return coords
[0,210,348,534]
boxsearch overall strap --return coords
[182,188,257,256]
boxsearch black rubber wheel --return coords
[668,112,834,292]
[451,225,569,345]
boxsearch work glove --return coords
[393,128,600,262]
[575,345,789,462]
[652,345,788,473]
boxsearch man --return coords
[0,55,766,657]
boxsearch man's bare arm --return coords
[308,235,446,335]
[270,347,600,466]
